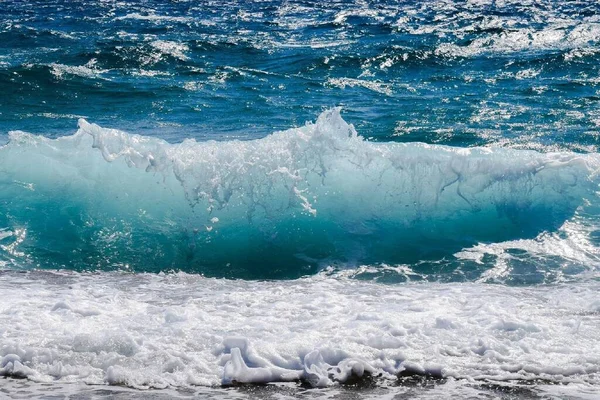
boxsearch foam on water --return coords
[2,1,600,398]
[434,23,600,58]
[0,270,598,393]
[1,110,598,278]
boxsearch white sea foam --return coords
[116,13,192,24]
[435,23,600,58]
[456,217,600,283]
[327,78,393,95]
[333,8,390,25]
[39,112,88,119]
[149,40,189,61]
[0,270,598,393]
[129,69,172,77]
[49,59,110,80]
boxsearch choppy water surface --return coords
[2,0,600,149]
[1,0,600,398]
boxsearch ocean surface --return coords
[1,0,599,398]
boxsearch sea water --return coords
[1,1,599,398]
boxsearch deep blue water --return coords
[2,0,600,148]
[1,0,600,282]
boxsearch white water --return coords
[0,270,599,395]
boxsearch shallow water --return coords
[1,270,599,398]
[1,0,600,398]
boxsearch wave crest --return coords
[0,109,598,278]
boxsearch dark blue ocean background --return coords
[2,0,599,148]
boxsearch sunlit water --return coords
[1,1,599,398]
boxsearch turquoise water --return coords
[1,1,599,398]
[1,0,600,282]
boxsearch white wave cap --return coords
[0,271,599,391]
[73,108,599,227]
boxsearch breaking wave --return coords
[0,109,598,278]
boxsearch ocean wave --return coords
[116,13,193,24]
[0,109,598,277]
[435,23,600,58]
[49,59,110,80]
[326,77,393,95]
[149,40,190,62]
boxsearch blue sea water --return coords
[1,1,600,398]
